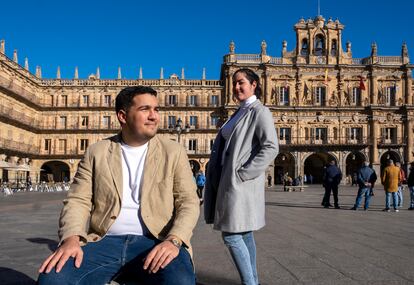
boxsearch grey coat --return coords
[204,100,278,232]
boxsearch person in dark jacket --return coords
[351,161,375,210]
[322,160,342,209]
[407,162,414,210]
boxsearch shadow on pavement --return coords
[0,267,36,285]
[27,237,58,252]
[195,271,239,285]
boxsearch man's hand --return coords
[38,236,83,274]
[143,240,180,273]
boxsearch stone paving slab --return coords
[0,185,413,285]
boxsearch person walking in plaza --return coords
[321,160,342,209]
[351,161,376,211]
[407,162,414,210]
[382,159,401,212]
[204,68,278,285]
[395,162,406,208]
[37,86,200,285]
[196,171,206,204]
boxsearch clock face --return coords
[317,56,324,64]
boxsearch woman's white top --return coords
[220,95,257,165]
[107,141,148,235]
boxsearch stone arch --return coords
[313,33,326,56]
[345,151,367,177]
[189,160,200,177]
[303,152,336,184]
[274,152,296,184]
[380,150,401,174]
[40,161,70,182]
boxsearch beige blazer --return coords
[58,134,199,254]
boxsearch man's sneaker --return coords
[394,209,399,212]
[350,207,357,210]
[382,208,390,212]
[408,207,414,210]
[334,205,341,209]
[363,208,368,211]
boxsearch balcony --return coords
[377,137,405,147]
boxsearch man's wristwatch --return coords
[168,238,182,249]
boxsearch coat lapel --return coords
[107,134,123,199]
[140,136,161,201]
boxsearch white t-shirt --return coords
[107,141,148,236]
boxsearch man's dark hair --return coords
[115,86,157,113]
[232,68,262,99]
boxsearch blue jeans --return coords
[385,192,398,210]
[354,187,371,209]
[397,186,403,207]
[409,186,414,208]
[222,231,258,285]
[37,235,195,285]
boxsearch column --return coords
[370,74,378,105]
[406,117,413,163]
[370,118,379,164]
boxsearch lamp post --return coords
[168,118,190,143]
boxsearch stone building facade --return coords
[0,15,413,184]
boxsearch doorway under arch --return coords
[380,150,401,174]
[189,160,200,177]
[304,152,336,184]
[40,161,70,182]
[274,152,295,184]
[345,152,366,177]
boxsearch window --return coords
[188,95,197,106]
[351,87,361,106]
[168,116,176,128]
[210,95,219,106]
[385,86,396,106]
[104,95,111,106]
[382,128,397,143]
[44,139,51,152]
[301,38,309,55]
[168,95,177,106]
[315,86,326,106]
[102,116,110,129]
[82,95,89,105]
[50,95,54,106]
[80,139,89,151]
[315,128,327,141]
[81,116,89,127]
[61,95,68,106]
[189,116,198,128]
[279,87,289,106]
[58,139,67,153]
[210,116,219,128]
[279,128,291,142]
[189,139,197,151]
[60,116,67,129]
[349,128,362,142]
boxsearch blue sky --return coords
[1,0,412,80]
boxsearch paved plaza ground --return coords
[0,185,413,285]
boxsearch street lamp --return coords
[168,118,190,143]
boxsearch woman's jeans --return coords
[37,235,195,285]
[222,231,258,285]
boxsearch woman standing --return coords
[204,68,278,285]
